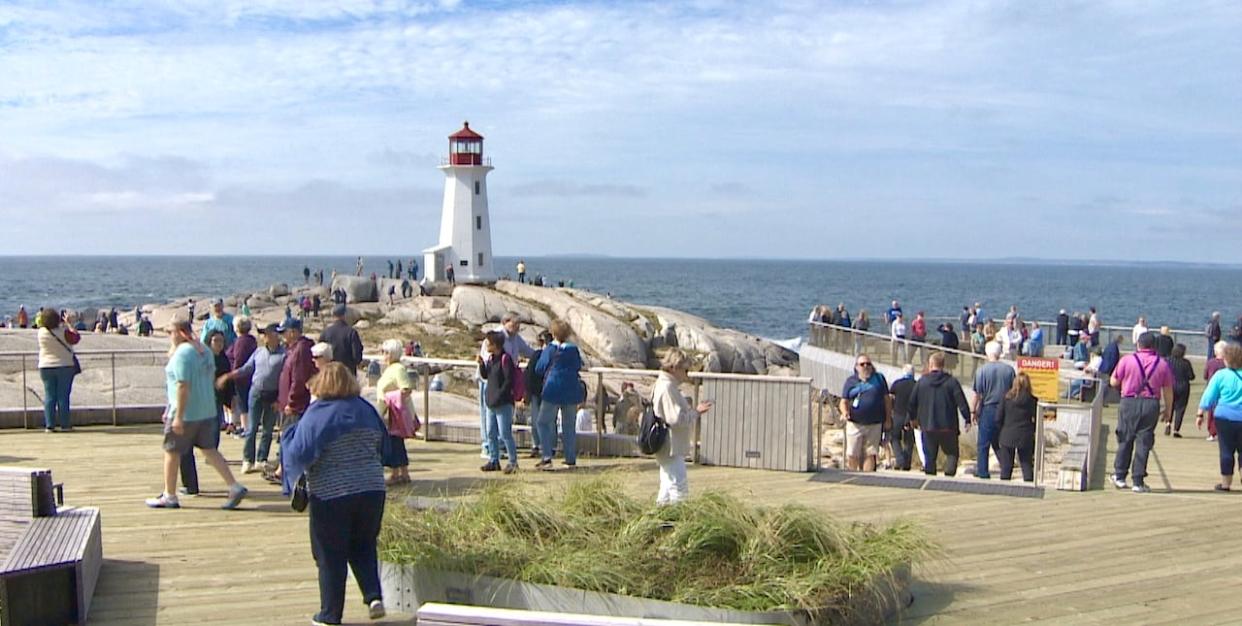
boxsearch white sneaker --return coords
[1207,435,1218,441]
[1132,484,1151,494]
[1112,476,1127,490]
[368,599,386,619]
[241,461,255,474]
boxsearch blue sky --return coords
[1,0,1240,260]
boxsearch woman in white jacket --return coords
[651,349,712,505]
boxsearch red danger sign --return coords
[1017,357,1059,371]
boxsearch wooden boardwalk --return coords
[3,412,1240,625]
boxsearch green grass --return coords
[379,475,934,620]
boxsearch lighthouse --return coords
[423,121,496,284]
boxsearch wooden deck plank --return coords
[0,413,1238,624]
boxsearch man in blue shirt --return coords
[147,315,248,510]
[200,299,236,347]
[972,341,1015,479]
[839,354,891,472]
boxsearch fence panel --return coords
[696,374,814,472]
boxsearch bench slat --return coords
[2,508,101,573]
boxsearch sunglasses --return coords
[857,362,873,368]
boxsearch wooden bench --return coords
[415,602,769,626]
[0,467,103,626]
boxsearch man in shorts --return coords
[146,314,248,509]
[839,354,891,471]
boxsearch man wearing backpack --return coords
[1109,332,1174,493]
[524,331,554,459]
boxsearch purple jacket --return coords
[279,336,317,415]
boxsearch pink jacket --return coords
[383,389,420,438]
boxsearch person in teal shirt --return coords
[147,315,248,510]
[200,299,237,347]
[1197,342,1242,492]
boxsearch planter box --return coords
[379,561,912,626]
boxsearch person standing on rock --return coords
[1056,309,1070,347]
[16,305,29,329]
[37,307,80,432]
[1207,312,1223,360]
[1109,332,1173,493]
[387,260,394,279]
[200,299,236,348]
[312,293,321,318]
[396,260,402,280]
[908,351,972,477]
[320,304,364,375]
[476,312,534,460]
[446,266,455,286]
[972,341,1015,479]
[356,256,364,276]
[517,259,527,284]
[535,320,585,470]
[411,258,419,281]
[146,314,248,509]
[303,266,310,284]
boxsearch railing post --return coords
[422,366,432,442]
[21,353,29,430]
[594,371,605,457]
[111,353,118,426]
[692,377,702,464]
[1035,403,1046,485]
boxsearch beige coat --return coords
[37,327,76,369]
[651,371,698,458]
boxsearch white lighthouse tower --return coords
[423,121,495,284]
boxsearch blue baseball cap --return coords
[277,318,303,332]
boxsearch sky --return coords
[1,0,1240,261]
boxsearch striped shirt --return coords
[307,429,385,500]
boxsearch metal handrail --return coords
[0,347,170,429]
[922,315,1207,338]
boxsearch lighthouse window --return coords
[474,181,480,195]
[478,253,485,266]
[459,260,468,267]
[475,216,482,230]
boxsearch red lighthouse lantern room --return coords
[448,121,484,165]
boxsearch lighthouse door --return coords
[435,253,446,281]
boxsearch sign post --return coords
[1017,357,1060,402]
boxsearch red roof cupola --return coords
[448,121,484,165]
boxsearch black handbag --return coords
[291,474,309,512]
[637,402,668,456]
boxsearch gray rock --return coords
[642,306,798,375]
[494,281,648,368]
[449,286,551,328]
[269,283,290,298]
[332,275,378,303]
[355,320,372,330]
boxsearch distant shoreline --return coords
[1,254,1239,270]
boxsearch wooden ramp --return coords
[2,412,1240,624]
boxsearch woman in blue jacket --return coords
[534,320,584,470]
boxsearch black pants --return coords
[310,491,386,624]
[889,426,915,470]
[1215,419,1242,477]
[921,430,959,476]
[1115,397,1160,486]
[1172,387,1190,432]
[180,451,198,493]
[997,442,1035,481]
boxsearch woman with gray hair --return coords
[651,348,712,504]
[376,338,414,485]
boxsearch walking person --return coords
[839,354,891,472]
[1166,344,1195,437]
[1204,341,1228,441]
[1109,332,1174,493]
[851,309,870,356]
[477,331,521,474]
[890,313,907,363]
[534,320,584,470]
[227,318,257,437]
[910,311,928,365]
[37,308,80,432]
[1195,342,1242,492]
[1206,312,1223,360]
[651,348,712,504]
[146,315,248,509]
[376,339,414,485]
[517,259,527,284]
[995,372,1038,482]
[972,342,1015,479]
[281,363,388,625]
[908,352,972,477]
[221,323,285,474]
[888,364,918,471]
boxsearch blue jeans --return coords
[485,403,517,466]
[537,402,578,464]
[478,381,491,456]
[40,366,76,429]
[529,396,543,453]
[244,389,278,463]
[310,491,385,625]
[976,404,1001,478]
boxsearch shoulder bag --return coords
[48,329,82,375]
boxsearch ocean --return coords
[3,256,1240,341]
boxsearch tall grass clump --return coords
[380,475,934,621]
